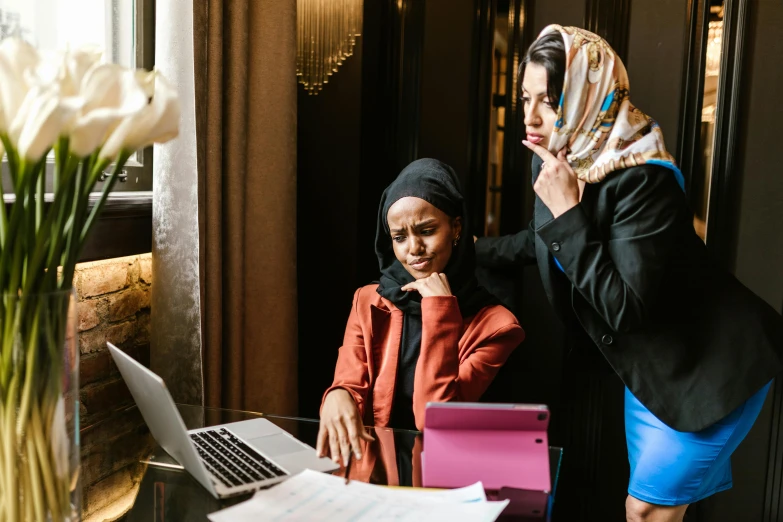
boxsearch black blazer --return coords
[476,156,783,432]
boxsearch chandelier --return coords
[296,0,363,95]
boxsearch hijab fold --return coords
[540,25,681,184]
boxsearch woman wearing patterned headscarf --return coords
[475,25,783,521]
[317,158,524,476]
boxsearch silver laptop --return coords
[107,342,338,498]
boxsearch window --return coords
[0,0,155,260]
[0,0,154,194]
[692,1,724,242]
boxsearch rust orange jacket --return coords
[322,284,525,431]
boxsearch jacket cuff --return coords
[421,295,462,324]
[535,203,590,269]
[321,386,365,418]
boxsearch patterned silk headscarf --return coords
[539,25,682,184]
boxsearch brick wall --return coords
[77,253,151,422]
[76,253,154,520]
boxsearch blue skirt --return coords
[625,381,772,506]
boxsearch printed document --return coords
[207,469,509,522]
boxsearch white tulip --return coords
[69,64,148,157]
[135,69,156,98]
[0,38,39,132]
[99,70,180,160]
[60,46,103,96]
[9,84,82,162]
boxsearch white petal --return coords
[0,38,39,132]
[70,66,148,157]
[99,70,180,159]
[13,85,82,161]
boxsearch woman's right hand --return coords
[317,388,375,466]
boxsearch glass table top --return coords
[80,404,562,521]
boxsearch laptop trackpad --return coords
[248,433,305,458]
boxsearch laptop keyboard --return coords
[189,428,288,488]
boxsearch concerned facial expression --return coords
[386,197,462,279]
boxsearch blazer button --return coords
[551,242,561,252]
[601,334,614,345]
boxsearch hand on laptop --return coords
[318,388,375,467]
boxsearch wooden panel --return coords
[419,0,476,189]
[627,0,689,155]
[3,193,152,263]
[585,0,632,62]
[728,0,783,518]
[765,381,783,521]
[532,0,584,32]
[732,0,783,307]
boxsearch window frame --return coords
[1,0,155,262]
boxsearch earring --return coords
[453,236,460,247]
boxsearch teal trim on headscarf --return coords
[555,92,566,130]
[601,91,614,111]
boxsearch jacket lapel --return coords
[531,155,555,303]
[369,302,403,427]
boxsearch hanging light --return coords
[297,0,363,95]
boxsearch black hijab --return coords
[374,158,498,317]
[376,158,499,429]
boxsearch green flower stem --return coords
[23,160,80,296]
[0,160,31,292]
[1,138,137,520]
[4,372,19,521]
[23,161,44,289]
[1,135,18,182]
[0,175,6,251]
[80,152,129,245]
[21,458,33,521]
[43,165,80,294]
[60,154,101,289]
[1,259,23,386]
[16,307,40,439]
[26,437,44,522]
[0,402,6,499]
[53,138,69,195]
[31,401,61,522]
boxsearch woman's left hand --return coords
[401,273,452,297]
[523,141,581,219]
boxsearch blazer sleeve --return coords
[474,220,538,268]
[535,166,686,333]
[412,296,525,431]
[321,288,371,419]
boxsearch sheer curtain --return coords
[151,0,203,405]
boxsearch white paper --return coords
[207,469,509,522]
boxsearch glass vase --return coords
[0,289,80,521]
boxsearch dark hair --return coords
[518,31,566,107]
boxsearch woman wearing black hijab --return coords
[316,158,525,469]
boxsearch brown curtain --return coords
[193,0,298,415]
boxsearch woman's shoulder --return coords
[469,303,525,340]
[602,163,684,194]
[353,283,383,305]
[353,283,401,313]
[595,163,689,215]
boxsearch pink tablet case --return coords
[421,402,551,494]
